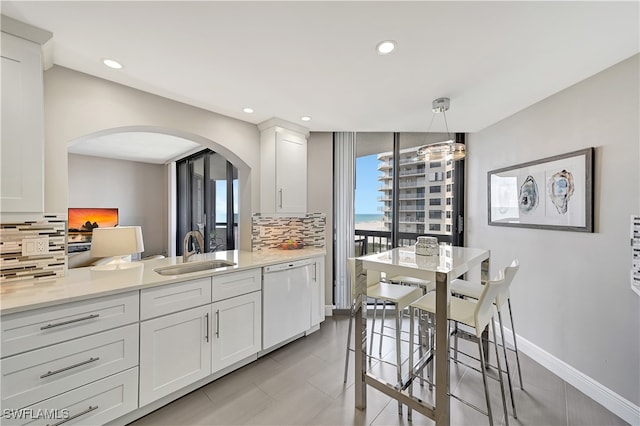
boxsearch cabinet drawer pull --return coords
[40,357,100,379]
[205,313,210,342]
[279,188,283,208]
[40,314,100,330]
[215,310,220,338]
[46,405,98,426]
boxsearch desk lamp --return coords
[90,226,144,270]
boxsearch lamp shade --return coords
[90,226,144,258]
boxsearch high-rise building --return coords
[377,147,455,236]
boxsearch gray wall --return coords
[68,154,166,257]
[44,66,259,250]
[466,54,639,404]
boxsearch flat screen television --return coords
[68,208,119,252]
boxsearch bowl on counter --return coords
[279,241,304,250]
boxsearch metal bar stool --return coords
[407,269,510,425]
[451,259,522,418]
[344,258,423,415]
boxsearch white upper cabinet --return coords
[259,119,309,214]
[1,18,52,213]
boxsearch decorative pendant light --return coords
[417,98,466,161]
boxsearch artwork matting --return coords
[488,148,594,232]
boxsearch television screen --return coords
[68,208,119,252]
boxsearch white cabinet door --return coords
[139,305,211,406]
[259,121,308,214]
[211,291,261,372]
[310,257,326,327]
[1,33,45,213]
[275,132,307,214]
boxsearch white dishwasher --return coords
[262,258,315,350]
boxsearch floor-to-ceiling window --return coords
[354,132,465,255]
[176,149,238,255]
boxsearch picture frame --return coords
[68,208,119,251]
[488,148,594,232]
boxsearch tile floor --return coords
[129,315,628,426]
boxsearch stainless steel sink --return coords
[154,260,236,276]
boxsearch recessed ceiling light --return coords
[301,116,311,122]
[376,40,396,55]
[243,107,254,114]
[103,58,123,69]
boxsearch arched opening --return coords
[67,126,251,261]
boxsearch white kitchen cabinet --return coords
[1,324,138,411]
[139,304,212,406]
[258,119,309,214]
[0,31,48,213]
[211,290,261,372]
[0,290,139,425]
[1,367,139,426]
[1,291,139,358]
[310,256,326,328]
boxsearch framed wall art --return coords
[488,147,594,232]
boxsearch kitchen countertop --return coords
[0,248,326,316]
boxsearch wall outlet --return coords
[22,236,50,256]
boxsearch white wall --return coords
[308,132,334,306]
[44,66,260,250]
[467,55,639,406]
[68,154,166,257]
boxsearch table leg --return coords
[434,271,450,425]
[481,257,491,363]
[354,260,367,410]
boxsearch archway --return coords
[67,126,252,256]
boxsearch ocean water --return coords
[355,214,383,223]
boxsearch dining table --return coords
[353,245,490,425]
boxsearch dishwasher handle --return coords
[263,258,316,273]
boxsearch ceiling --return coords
[3,1,639,161]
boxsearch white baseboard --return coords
[325,305,334,316]
[500,328,640,425]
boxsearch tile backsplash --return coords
[0,214,67,282]
[252,213,326,251]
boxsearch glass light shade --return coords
[90,226,144,260]
[417,140,466,161]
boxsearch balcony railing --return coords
[354,228,453,256]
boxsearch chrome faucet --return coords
[183,230,204,262]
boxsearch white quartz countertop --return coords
[0,248,326,315]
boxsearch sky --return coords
[355,154,382,215]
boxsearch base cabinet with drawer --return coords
[138,278,212,406]
[0,292,140,426]
[1,368,139,426]
[0,260,321,425]
[138,270,262,407]
[1,324,138,411]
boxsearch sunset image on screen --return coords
[68,208,119,232]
